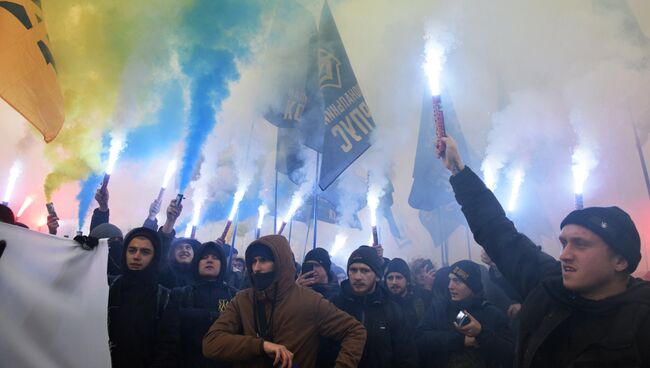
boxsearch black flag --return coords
[317,1,376,190]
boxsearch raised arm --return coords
[441,137,560,299]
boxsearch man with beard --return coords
[202,235,366,368]
[417,260,514,368]
[160,238,201,289]
[384,258,427,325]
[172,241,237,367]
[108,227,178,367]
[440,136,650,367]
[295,247,340,301]
[331,246,418,368]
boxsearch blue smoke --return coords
[177,0,266,192]
[123,82,185,160]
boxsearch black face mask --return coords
[252,271,275,290]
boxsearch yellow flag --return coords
[0,1,64,142]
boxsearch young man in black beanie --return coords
[296,247,340,301]
[440,136,650,367]
[203,235,366,368]
[417,260,514,368]
[107,227,179,367]
[329,246,418,368]
[385,258,427,325]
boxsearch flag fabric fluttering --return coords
[317,1,376,190]
[0,0,65,142]
[409,90,473,246]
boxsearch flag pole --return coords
[312,152,321,249]
[274,131,280,234]
[633,123,650,199]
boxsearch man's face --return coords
[126,237,155,271]
[306,261,329,284]
[198,253,221,279]
[174,243,194,264]
[386,272,408,297]
[559,224,627,298]
[348,262,377,296]
[448,273,473,301]
[414,269,428,287]
[233,259,245,273]
[251,256,274,274]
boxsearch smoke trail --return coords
[76,173,102,231]
[177,1,267,193]
[41,1,192,199]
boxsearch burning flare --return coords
[161,159,177,189]
[228,189,246,222]
[257,204,268,229]
[507,169,524,212]
[283,192,304,224]
[105,133,125,176]
[16,196,34,218]
[330,234,348,257]
[423,41,444,96]
[571,147,597,195]
[3,161,22,204]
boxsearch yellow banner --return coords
[0,1,64,142]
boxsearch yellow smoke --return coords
[41,1,192,199]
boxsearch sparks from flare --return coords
[228,189,246,221]
[257,204,268,229]
[161,160,177,189]
[105,133,125,175]
[16,196,34,218]
[283,192,304,224]
[571,147,596,195]
[423,41,444,96]
[507,169,524,212]
[330,234,348,257]
[3,161,22,204]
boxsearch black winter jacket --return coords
[450,167,650,368]
[331,280,419,368]
[417,296,514,368]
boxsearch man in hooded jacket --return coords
[160,237,201,289]
[108,227,178,368]
[440,136,650,367]
[172,241,237,368]
[202,235,366,368]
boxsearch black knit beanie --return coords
[347,245,381,276]
[385,258,411,282]
[245,242,275,269]
[449,260,483,294]
[304,247,332,274]
[561,206,641,273]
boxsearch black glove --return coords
[74,235,99,251]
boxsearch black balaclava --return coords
[121,227,163,284]
[245,243,275,290]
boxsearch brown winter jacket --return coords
[202,235,366,368]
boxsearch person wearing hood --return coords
[441,136,650,367]
[202,235,366,368]
[329,246,418,368]
[417,260,514,368]
[89,223,124,284]
[171,241,237,368]
[159,238,201,289]
[108,227,178,368]
[384,258,427,325]
[295,247,340,301]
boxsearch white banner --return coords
[0,223,111,368]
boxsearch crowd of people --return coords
[1,136,649,367]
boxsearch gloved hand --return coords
[74,235,99,251]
